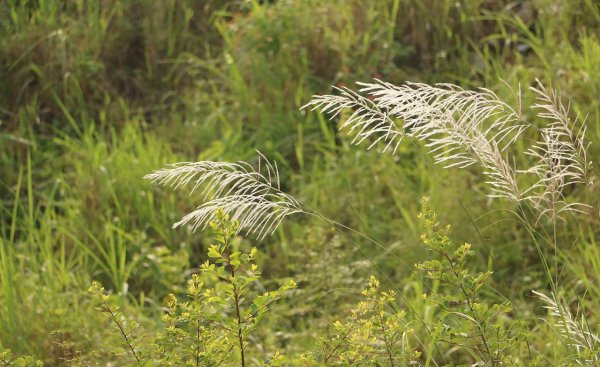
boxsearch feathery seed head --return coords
[304,79,592,219]
[144,152,304,239]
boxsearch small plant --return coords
[315,275,420,366]
[0,349,42,367]
[88,282,145,364]
[89,209,296,366]
[416,197,518,366]
[264,276,421,367]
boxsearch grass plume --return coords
[144,152,305,239]
[304,79,592,219]
[533,290,599,364]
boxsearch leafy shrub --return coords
[0,349,42,367]
[89,209,296,366]
[416,198,518,366]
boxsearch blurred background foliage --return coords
[1,0,599,364]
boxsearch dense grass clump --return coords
[1,0,600,365]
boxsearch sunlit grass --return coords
[0,0,599,364]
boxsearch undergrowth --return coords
[1,0,600,365]
[124,76,599,365]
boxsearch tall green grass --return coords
[1,0,599,364]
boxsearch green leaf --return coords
[207,245,222,258]
[253,295,267,309]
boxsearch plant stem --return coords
[196,319,201,367]
[323,319,359,363]
[444,252,495,367]
[107,307,141,364]
[380,313,396,367]
[229,259,246,367]
[308,211,446,365]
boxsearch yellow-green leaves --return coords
[0,349,43,367]
[207,244,222,259]
[90,208,296,366]
[314,275,420,365]
[416,198,517,366]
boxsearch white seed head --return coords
[144,152,304,239]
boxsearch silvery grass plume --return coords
[303,79,592,220]
[144,153,305,239]
[524,80,593,220]
[303,80,526,202]
[533,290,599,365]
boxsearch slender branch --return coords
[228,256,246,367]
[106,307,141,364]
[442,251,495,367]
[379,312,396,367]
[196,319,201,367]
[323,318,359,363]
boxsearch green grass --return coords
[1,0,599,365]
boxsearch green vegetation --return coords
[1,0,599,365]
[89,209,296,365]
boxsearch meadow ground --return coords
[1,1,600,365]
